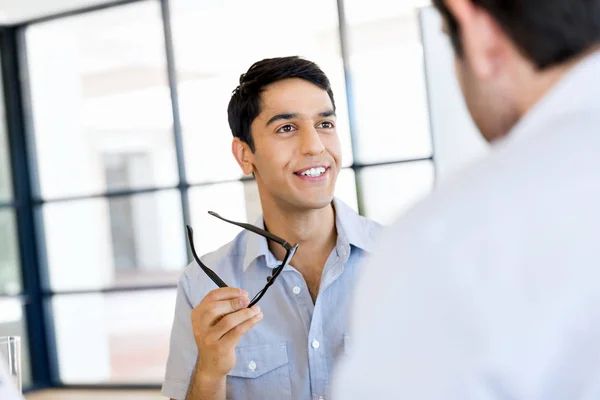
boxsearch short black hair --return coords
[432,0,600,69]
[227,56,336,152]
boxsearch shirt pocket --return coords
[226,342,292,399]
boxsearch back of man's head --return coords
[431,0,600,142]
[433,0,600,69]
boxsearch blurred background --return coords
[0,0,487,397]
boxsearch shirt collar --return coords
[242,197,378,271]
[332,197,378,253]
[242,216,277,272]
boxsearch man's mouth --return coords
[295,166,328,178]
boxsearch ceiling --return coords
[0,0,430,25]
[0,0,117,24]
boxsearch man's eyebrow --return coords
[265,110,336,127]
[319,110,336,118]
[265,113,299,127]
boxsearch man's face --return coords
[454,56,519,143]
[442,1,520,142]
[238,78,342,211]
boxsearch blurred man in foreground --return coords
[334,0,600,398]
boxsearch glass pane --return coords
[52,289,176,383]
[189,181,260,256]
[335,168,358,213]
[26,1,179,199]
[43,190,186,291]
[345,0,433,164]
[171,0,353,185]
[359,161,434,225]
[0,299,31,387]
[0,59,12,203]
[0,210,21,295]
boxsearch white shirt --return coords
[0,361,22,400]
[332,50,600,400]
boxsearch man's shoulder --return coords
[334,197,384,251]
[384,142,531,245]
[355,210,384,243]
[388,116,600,246]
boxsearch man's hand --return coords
[191,287,263,379]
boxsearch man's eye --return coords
[318,121,334,129]
[277,125,295,133]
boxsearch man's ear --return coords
[232,137,254,176]
[446,0,505,79]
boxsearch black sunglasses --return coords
[185,211,299,308]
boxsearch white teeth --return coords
[301,167,326,177]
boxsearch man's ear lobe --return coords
[232,138,254,175]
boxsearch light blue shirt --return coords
[162,198,382,400]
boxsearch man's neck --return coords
[516,45,600,118]
[260,196,337,297]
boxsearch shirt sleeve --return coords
[161,272,199,400]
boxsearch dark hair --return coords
[227,56,336,152]
[432,0,600,69]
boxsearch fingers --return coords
[212,305,262,339]
[220,308,264,348]
[204,287,248,302]
[202,296,251,326]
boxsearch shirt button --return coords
[292,286,301,295]
[312,339,320,349]
[248,361,257,371]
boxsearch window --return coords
[23,1,186,385]
[0,65,20,296]
[0,56,30,386]
[0,209,20,295]
[0,299,31,387]
[26,1,178,200]
[11,0,439,389]
[344,0,433,164]
[359,161,434,224]
[42,190,186,291]
[25,1,187,292]
[52,290,175,383]
[0,73,11,203]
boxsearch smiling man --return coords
[162,56,382,400]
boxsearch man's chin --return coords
[290,194,335,212]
